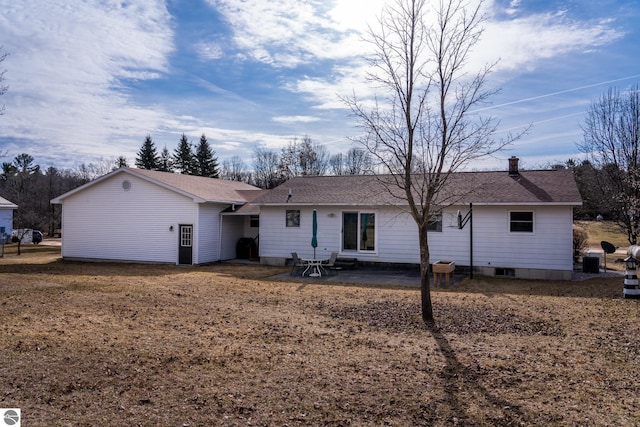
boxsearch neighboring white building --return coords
[0,196,18,243]
[251,158,582,280]
[50,168,262,265]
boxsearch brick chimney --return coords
[508,156,519,176]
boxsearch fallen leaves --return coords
[0,258,639,426]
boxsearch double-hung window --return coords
[510,211,534,233]
[342,211,376,252]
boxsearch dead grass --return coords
[575,220,630,248]
[1,245,639,426]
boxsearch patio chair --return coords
[322,251,341,275]
[290,252,305,276]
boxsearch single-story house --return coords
[0,196,18,243]
[251,158,582,280]
[50,167,263,264]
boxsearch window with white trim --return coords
[342,211,376,252]
[286,210,300,227]
[509,211,534,233]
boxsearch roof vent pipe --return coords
[508,156,520,176]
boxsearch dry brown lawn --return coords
[574,220,631,249]
[1,245,639,426]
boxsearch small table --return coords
[302,259,325,277]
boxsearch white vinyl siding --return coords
[60,174,197,264]
[428,205,573,270]
[0,208,13,239]
[260,206,341,260]
[259,204,574,272]
[197,203,227,264]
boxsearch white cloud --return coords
[205,0,623,115]
[505,0,522,17]
[0,0,629,171]
[205,0,372,67]
[272,115,321,124]
[195,42,224,60]
[478,10,623,73]
[0,0,174,161]
[281,1,624,113]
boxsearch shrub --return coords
[573,226,589,257]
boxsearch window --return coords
[286,210,300,227]
[510,211,534,233]
[250,215,259,228]
[342,211,375,251]
[427,213,442,232]
[180,225,193,247]
[495,268,515,277]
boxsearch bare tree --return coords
[298,136,329,176]
[114,156,129,170]
[343,0,515,324]
[345,147,373,175]
[278,136,329,178]
[3,154,44,254]
[220,155,251,183]
[328,151,343,176]
[74,159,115,182]
[253,148,285,189]
[578,84,640,244]
[329,148,373,175]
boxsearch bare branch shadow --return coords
[428,325,535,425]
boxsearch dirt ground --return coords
[1,246,639,426]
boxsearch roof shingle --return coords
[51,168,262,204]
[251,169,582,206]
[127,168,261,203]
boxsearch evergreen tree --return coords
[135,135,159,170]
[158,146,173,172]
[194,133,219,178]
[173,134,194,174]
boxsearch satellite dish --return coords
[601,241,617,254]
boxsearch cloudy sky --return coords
[0,0,638,172]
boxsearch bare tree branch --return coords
[342,0,523,324]
[578,84,640,244]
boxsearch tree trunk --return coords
[419,225,434,325]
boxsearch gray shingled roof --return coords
[251,169,582,206]
[128,168,261,203]
[51,168,262,204]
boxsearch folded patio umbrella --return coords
[311,209,318,259]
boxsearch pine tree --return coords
[158,146,173,172]
[135,135,159,170]
[194,133,219,178]
[173,134,194,174]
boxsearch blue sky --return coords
[0,0,638,172]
